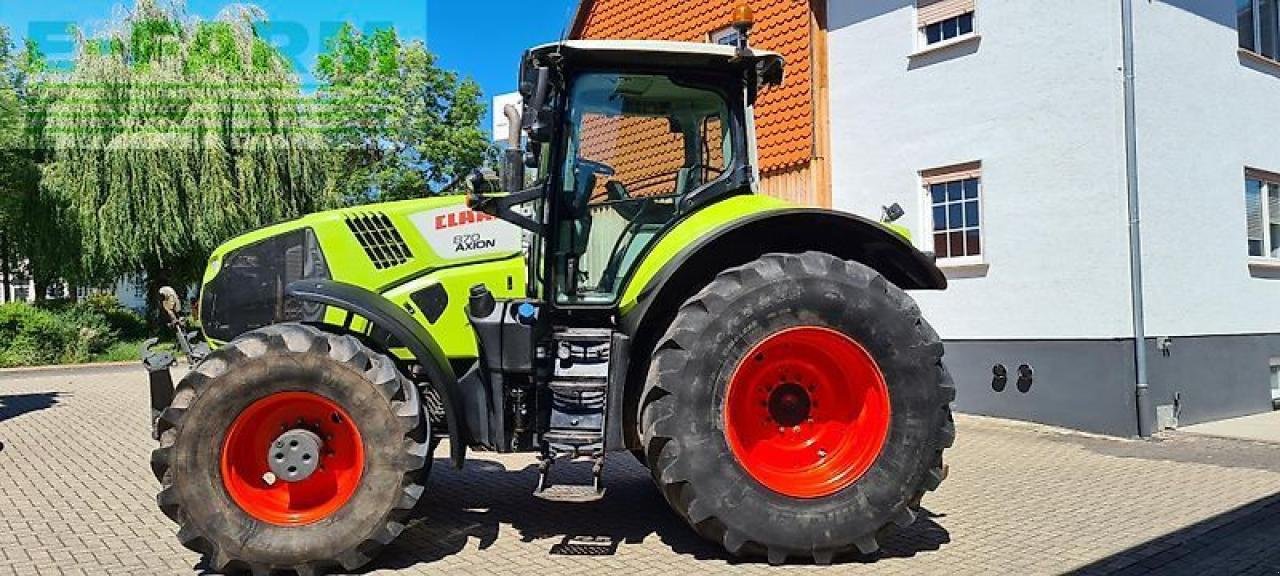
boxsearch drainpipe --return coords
[1122,0,1155,438]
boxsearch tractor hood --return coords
[198,196,525,342]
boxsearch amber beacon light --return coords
[731,4,756,34]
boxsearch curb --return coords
[0,360,143,376]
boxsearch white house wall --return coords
[1132,0,1280,337]
[826,0,1135,341]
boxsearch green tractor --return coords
[149,34,954,574]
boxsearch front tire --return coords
[152,324,429,575]
[640,252,954,564]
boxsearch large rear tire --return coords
[640,252,954,564]
[152,324,429,575]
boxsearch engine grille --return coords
[345,212,413,270]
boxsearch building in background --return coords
[571,0,1280,435]
[570,0,832,207]
[0,264,149,312]
[827,0,1280,434]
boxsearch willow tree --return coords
[0,30,70,301]
[42,0,331,300]
[0,26,19,300]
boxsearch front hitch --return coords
[142,338,176,440]
[142,287,211,439]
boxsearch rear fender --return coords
[621,207,945,334]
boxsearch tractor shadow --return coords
[365,452,950,571]
[0,392,63,424]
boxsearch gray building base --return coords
[943,334,1280,437]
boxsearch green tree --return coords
[40,0,332,303]
[0,30,68,302]
[316,24,490,204]
[0,26,17,301]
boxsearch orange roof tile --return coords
[572,0,814,175]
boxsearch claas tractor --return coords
[148,30,954,575]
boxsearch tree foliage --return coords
[2,1,492,306]
[317,24,490,203]
[0,28,72,300]
[40,0,331,289]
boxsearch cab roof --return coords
[526,40,785,86]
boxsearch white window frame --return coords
[920,162,986,270]
[709,26,743,47]
[915,0,978,52]
[1246,168,1280,264]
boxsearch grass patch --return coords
[0,296,157,368]
[90,339,178,364]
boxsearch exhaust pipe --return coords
[503,103,525,192]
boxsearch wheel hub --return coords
[268,428,323,483]
[767,383,811,428]
[220,391,365,526]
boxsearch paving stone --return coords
[2,365,1279,575]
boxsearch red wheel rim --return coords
[220,392,364,526]
[724,327,891,499]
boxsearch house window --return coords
[1271,360,1280,406]
[1240,0,1280,60]
[918,0,976,46]
[709,26,743,47]
[1246,169,1280,259]
[924,162,982,261]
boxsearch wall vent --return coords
[345,212,413,270]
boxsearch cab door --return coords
[548,71,740,307]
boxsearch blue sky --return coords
[0,0,577,135]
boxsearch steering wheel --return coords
[575,158,616,178]
[685,163,726,181]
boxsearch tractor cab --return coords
[457,38,786,499]
[470,40,784,309]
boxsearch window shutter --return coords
[917,0,976,28]
[1246,186,1263,240]
[921,161,982,186]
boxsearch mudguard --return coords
[620,205,947,337]
[286,279,468,468]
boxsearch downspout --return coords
[1122,0,1155,437]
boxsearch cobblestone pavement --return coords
[2,365,1279,575]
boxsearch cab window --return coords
[555,73,734,304]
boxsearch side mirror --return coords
[522,67,554,143]
[881,203,906,224]
[467,169,490,194]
